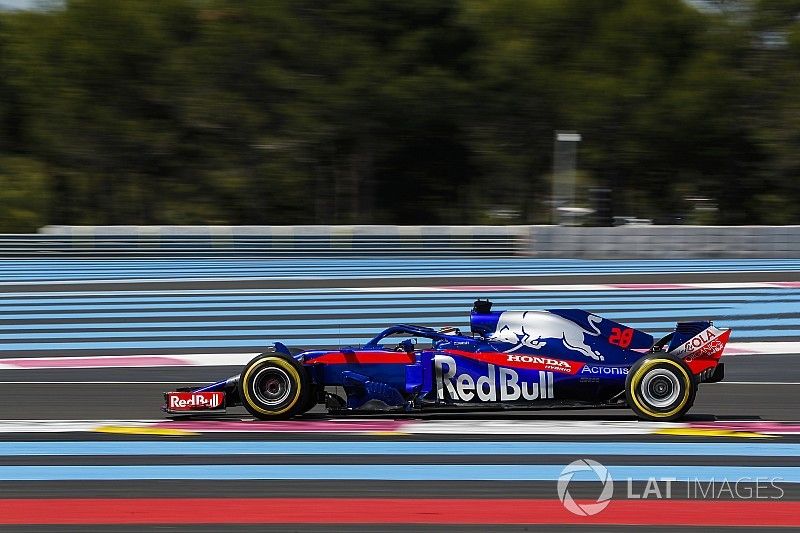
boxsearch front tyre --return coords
[625,355,696,422]
[239,353,309,420]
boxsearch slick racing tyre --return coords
[298,385,320,415]
[239,353,309,420]
[625,355,696,422]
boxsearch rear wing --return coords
[664,321,732,378]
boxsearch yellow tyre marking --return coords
[656,428,772,438]
[241,356,302,416]
[95,426,197,436]
[630,358,692,419]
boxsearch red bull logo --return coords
[434,355,554,402]
[166,392,224,411]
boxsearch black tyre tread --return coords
[298,386,319,415]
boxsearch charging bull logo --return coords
[490,311,605,361]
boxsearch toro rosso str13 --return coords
[164,299,731,421]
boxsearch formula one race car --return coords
[163,300,731,421]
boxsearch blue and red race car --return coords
[164,299,731,422]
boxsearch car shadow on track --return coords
[167,408,762,423]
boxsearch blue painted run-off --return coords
[0,258,796,282]
[2,440,800,457]
[0,284,795,351]
[0,464,798,482]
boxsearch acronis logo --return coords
[580,365,629,376]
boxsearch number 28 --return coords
[609,327,633,348]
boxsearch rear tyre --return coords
[239,353,309,420]
[625,355,696,422]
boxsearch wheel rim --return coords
[252,367,292,406]
[639,368,681,409]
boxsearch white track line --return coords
[726,342,800,355]
[713,381,800,385]
[0,418,797,435]
[0,281,793,297]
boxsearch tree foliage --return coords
[0,0,797,229]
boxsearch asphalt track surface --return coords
[0,261,799,531]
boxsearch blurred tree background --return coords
[0,0,798,229]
